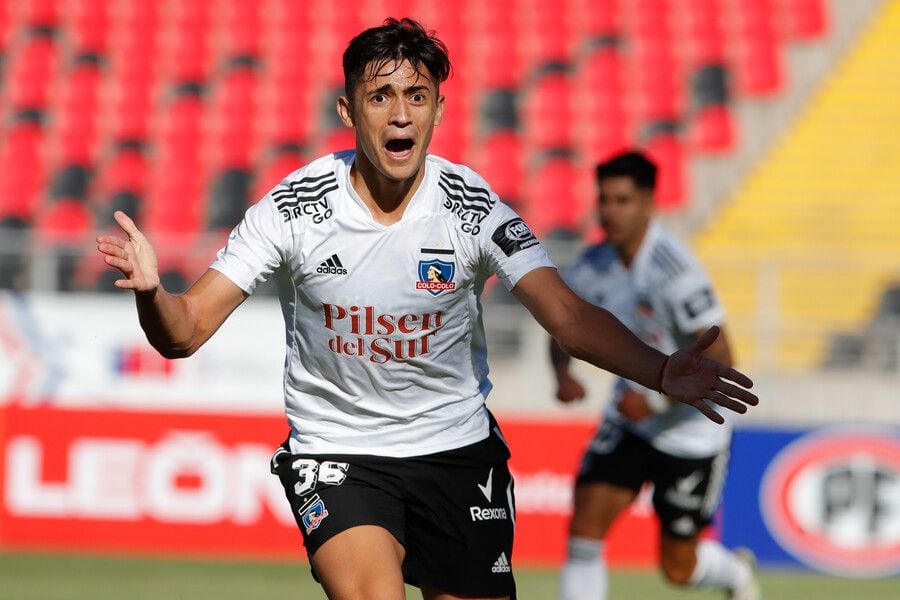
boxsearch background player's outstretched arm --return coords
[514,267,757,423]
[96,211,247,358]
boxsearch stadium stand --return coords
[0,0,831,293]
[694,0,900,371]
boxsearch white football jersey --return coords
[211,151,554,457]
[565,220,730,458]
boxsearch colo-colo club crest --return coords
[416,259,457,295]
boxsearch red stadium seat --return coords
[572,0,620,37]
[682,0,726,65]
[0,121,46,222]
[96,147,149,199]
[35,198,92,245]
[65,0,109,54]
[470,131,524,203]
[22,0,59,27]
[519,0,573,65]
[576,49,630,161]
[209,68,260,169]
[159,94,206,151]
[688,104,735,153]
[222,0,264,57]
[468,0,524,87]
[644,134,686,209]
[781,0,828,40]
[629,1,682,122]
[259,78,317,148]
[145,156,206,235]
[7,34,59,109]
[0,1,12,53]
[524,155,582,235]
[522,72,575,149]
[53,63,103,164]
[731,0,783,96]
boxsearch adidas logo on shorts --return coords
[491,552,511,574]
[316,254,347,275]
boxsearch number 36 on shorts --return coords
[290,459,349,495]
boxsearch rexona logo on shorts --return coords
[470,506,509,521]
[760,427,900,577]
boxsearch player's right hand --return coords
[555,371,587,403]
[96,210,161,294]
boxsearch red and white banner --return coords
[0,405,662,566]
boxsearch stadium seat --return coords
[468,0,523,87]
[0,2,10,54]
[209,66,260,169]
[522,68,575,150]
[682,0,726,64]
[0,120,46,223]
[572,0,620,37]
[576,48,630,162]
[470,131,525,205]
[48,164,89,201]
[688,104,735,153]
[64,0,109,54]
[781,0,828,41]
[7,31,59,110]
[644,133,686,208]
[93,144,149,226]
[154,0,215,86]
[207,168,252,230]
[221,0,264,58]
[53,58,103,164]
[35,197,92,245]
[630,6,682,123]
[731,0,783,96]
[523,153,582,235]
[22,0,59,28]
[519,0,573,65]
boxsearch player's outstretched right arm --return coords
[97,211,247,358]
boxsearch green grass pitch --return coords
[1,551,898,599]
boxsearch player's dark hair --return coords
[343,17,451,98]
[596,151,658,191]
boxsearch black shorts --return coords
[576,419,730,539]
[271,421,517,598]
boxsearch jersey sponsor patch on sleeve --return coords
[682,287,716,318]
[491,218,539,257]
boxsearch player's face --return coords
[337,59,445,184]
[597,176,654,248]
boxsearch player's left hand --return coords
[659,326,758,424]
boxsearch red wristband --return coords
[656,355,670,394]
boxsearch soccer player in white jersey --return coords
[97,19,757,600]
[552,152,761,600]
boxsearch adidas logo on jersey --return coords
[316,254,347,275]
[491,552,511,573]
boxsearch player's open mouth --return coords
[385,138,415,159]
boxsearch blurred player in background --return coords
[551,151,761,600]
[98,20,757,600]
